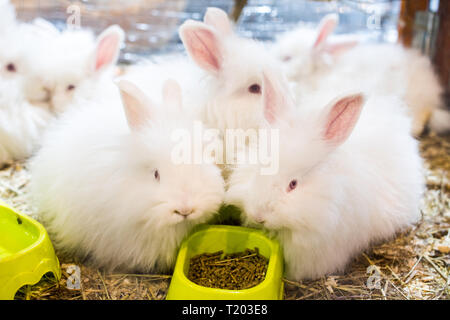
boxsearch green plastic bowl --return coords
[0,201,61,300]
[166,225,284,300]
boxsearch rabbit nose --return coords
[41,87,52,101]
[173,207,195,217]
[254,214,265,224]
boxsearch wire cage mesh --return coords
[10,1,433,65]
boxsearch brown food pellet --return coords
[187,248,268,290]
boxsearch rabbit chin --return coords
[158,205,217,228]
[168,211,209,226]
[242,211,285,231]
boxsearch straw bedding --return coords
[4,132,449,300]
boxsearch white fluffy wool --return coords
[324,44,445,136]
[21,26,123,114]
[226,93,424,280]
[123,13,293,135]
[272,23,446,136]
[29,84,225,273]
[0,80,53,164]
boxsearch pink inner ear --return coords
[313,16,337,49]
[264,91,277,124]
[125,99,146,129]
[120,87,152,130]
[183,27,221,72]
[162,79,183,110]
[263,73,284,125]
[95,34,119,71]
[324,95,363,145]
[324,40,358,56]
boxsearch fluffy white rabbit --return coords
[29,79,225,273]
[271,14,358,96]
[21,24,124,113]
[0,1,69,81]
[0,1,71,85]
[123,7,294,133]
[327,43,445,136]
[226,77,424,280]
[272,14,447,137]
[0,80,53,164]
[0,14,56,84]
[0,9,82,164]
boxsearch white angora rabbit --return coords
[226,75,425,280]
[30,79,225,273]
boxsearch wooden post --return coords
[433,0,450,102]
[232,0,248,22]
[398,0,429,47]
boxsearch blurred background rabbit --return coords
[9,0,449,135]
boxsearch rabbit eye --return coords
[6,63,16,72]
[67,84,76,91]
[287,179,297,192]
[248,84,261,94]
[154,170,160,182]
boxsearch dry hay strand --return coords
[284,132,450,300]
[2,161,172,300]
[14,262,171,300]
[4,133,450,300]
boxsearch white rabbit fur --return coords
[0,6,120,121]
[0,9,82,164]
[0,80,53,164]
[272,15,446,136]
[29,80,225,273]
[123,7,293,133]
[330,44,444,136]
[0,15,55,83]
[226,88,424,280]
[20,24,124,114]
[0,7,58,164]
[271,15,358,98]
[0,1,69,83]
[272,21,332,87]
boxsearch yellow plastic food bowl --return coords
[166,225,284,300]
[0,201,61,300]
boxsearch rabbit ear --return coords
[203,7,232,36]
[179,20,223,74]
[322,93,364,146]
[322,40,358,57]
[313,14,338,50]
[162,78,182,110]
[91,25,124,74]
[263,72,287,125]
[32,18,60,36]
[118,80,154,131]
